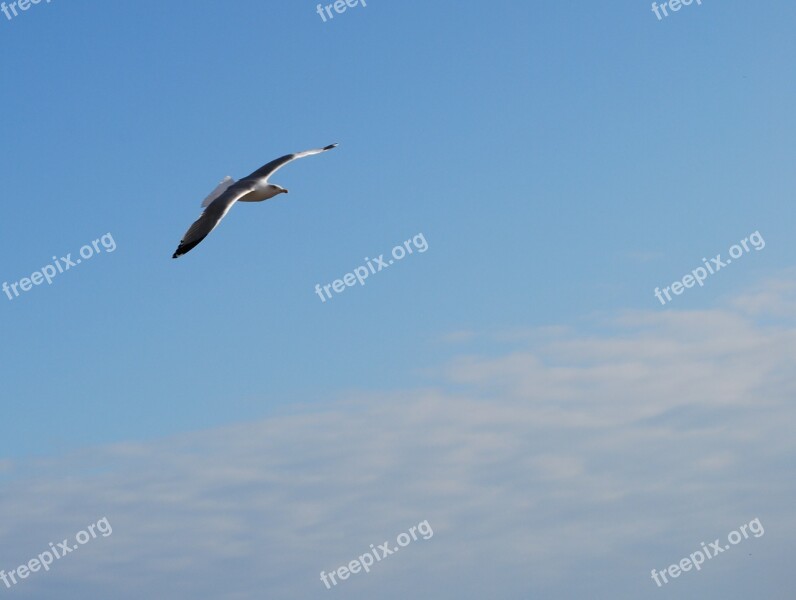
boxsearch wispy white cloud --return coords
[1,278,795,599]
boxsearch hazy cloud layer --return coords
[1,278,794,599]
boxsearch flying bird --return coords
[172,143,338,258]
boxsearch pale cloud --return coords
[1,279,795,599]
[730,273,796,318]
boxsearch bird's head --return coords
[264,184,288,197]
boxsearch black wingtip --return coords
[172,237,205,260]
[324,143,339,150]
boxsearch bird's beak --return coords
[283,189,289,194]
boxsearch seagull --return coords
[172,143,338,258]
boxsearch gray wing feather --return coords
[247,143,338,181]
[173,183,253,258]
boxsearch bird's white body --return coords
[200,177,284,207]
[240,182,285,203]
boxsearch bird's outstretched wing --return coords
[246,143,338,182]
[173,183,254,258]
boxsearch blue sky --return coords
[1,1,795,598]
